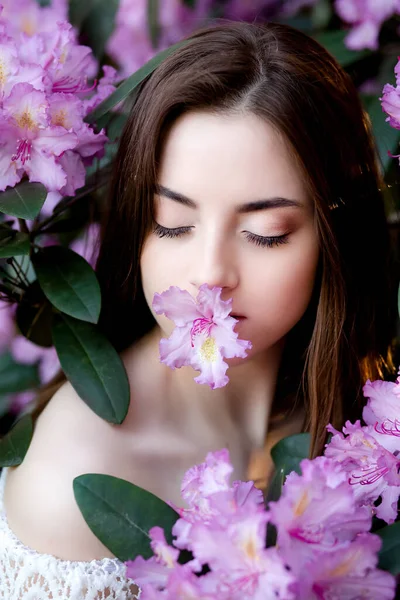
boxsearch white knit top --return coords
[0,467,141,599]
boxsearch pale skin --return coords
[3,110,319,563]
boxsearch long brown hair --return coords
[31,20,397,457]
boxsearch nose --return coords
[189,236,239,295]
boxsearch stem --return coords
[32,167,112,237]
[18,218,29,234]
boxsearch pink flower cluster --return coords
[126,448,396,599]
[335,0,400,50]
[326,371,400,524]
[106,0,213,78]
[0,0,118,194]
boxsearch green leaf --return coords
[74,473,178,561]
[182,0,196,6]
[0,414,33,467]
[68,0,97,28]
[85,39,189,124]
[314,30,370,67]
[16,280,54,348]
[362,94,400,173]
[52,313,130,424]
[311,0,332,29]
[0,232,30,257]
[0,182,47,220]
[0,351,39,394]
[271,432,310,472]
[79,0,120,60]
[33,247,101,324]
[377,521,400,575]
[147,0,160,49]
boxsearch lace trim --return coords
[0,467,141,599]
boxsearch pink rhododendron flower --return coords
[0,6,116,196]
[1,82,78,191]
[8,389,36,414]
[296,534,396,600]
[268,456,372,567]
[152,284,252,389]
[335,0,400,50]
[363,374,400,452]
[325,420,400,523]
[381,82,400,131]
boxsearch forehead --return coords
[157,110,309,208]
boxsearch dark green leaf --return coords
[0,182,47,220]
[0,351,39,394]
[68,0,97,28]
[0,232,30,258]
[270,432,310,473]
[33,247,101,324]
[311,0,332,29]
[16,280,54,347]
[377,521,400,575]
[182,0,196,6]
[314,30,370,67]
[0,414,33,467]
[79,0,120,60]
[398,282,400,320]
[35,0,51,6]
[52,313,129,424]
[148,0,160,49]
[85,39,189,124]
[74,473,178,561]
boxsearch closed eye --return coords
[152,223,289,248]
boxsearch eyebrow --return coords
[156,185,302,213]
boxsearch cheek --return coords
[250,237,320,333]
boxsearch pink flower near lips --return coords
[152,284,252,389]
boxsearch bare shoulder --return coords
[4,381,129,561]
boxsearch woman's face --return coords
[140,110,320,360]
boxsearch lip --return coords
[231,315,246,320]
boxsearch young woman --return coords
[0,19,396,600]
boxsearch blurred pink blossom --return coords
[0,299,15,352]
[335,0,400,50]
[106,0,213,78]
[10,334,60,384]
[69,222,101,269]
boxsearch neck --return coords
[154,325,286,450]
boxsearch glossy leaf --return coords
[270,432,310,475]
[74,473,178,561]
[377,521,400,575]
[52,313,130,424]
[85,39,188,124]
[0,232,30,257]
[0,182,47,220]
[0,414,33,467]
[0,351,39,394]
[33,247,101,324]
[264,433,310,511]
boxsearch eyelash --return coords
[152,223,289,248]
